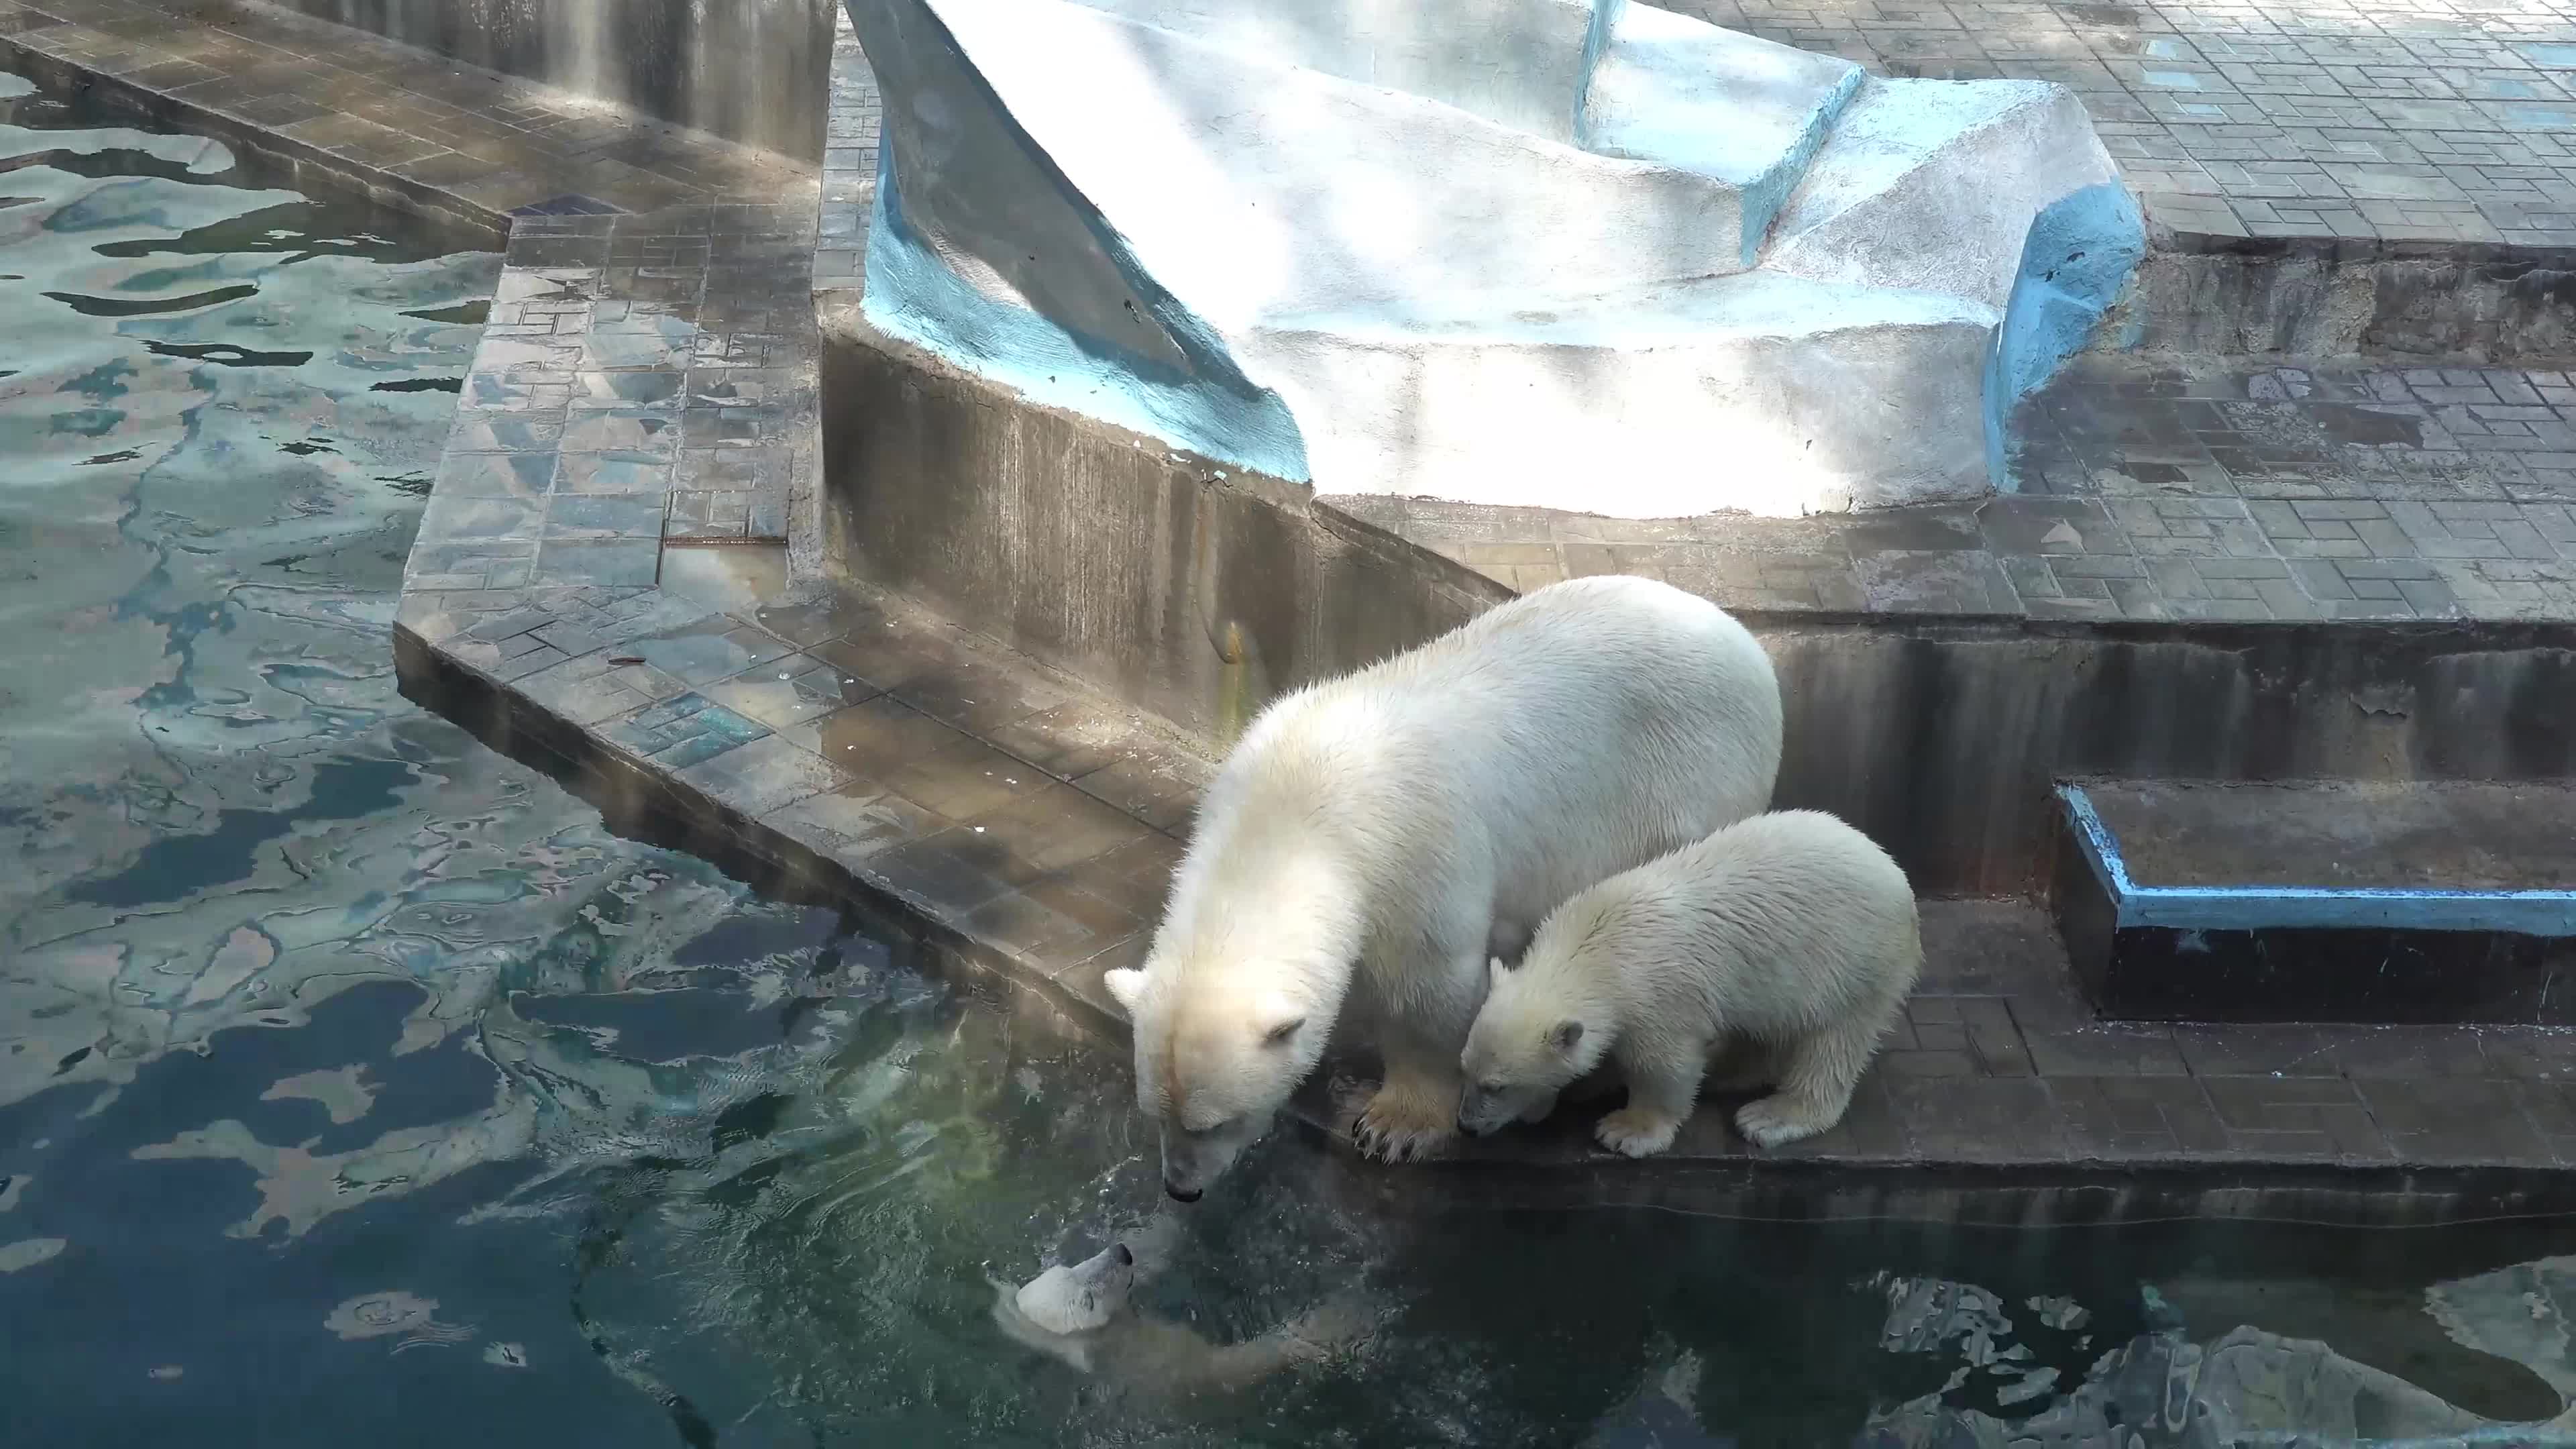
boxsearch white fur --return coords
[991,1240,1371,1399]
[1459,809,1921,1157]
[1106,575,1782,1189]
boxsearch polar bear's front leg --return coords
[1735,1009,1887,1150]
[1354,1045,1462,1163]
[1593,1057,1701,1159]
[1351,936,1487,1163]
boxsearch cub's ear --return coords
[1259,1014,1306,1048]
[1103,967,1148,1016]
[1549,1020,1585,1055]
[1488,955,1509,982]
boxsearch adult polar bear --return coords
[1103,576,1782,1199]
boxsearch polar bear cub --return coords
[1458,810,1921,1157]
[1104,576,1782,1197]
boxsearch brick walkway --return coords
[1691,0,2576,248]
[1344,356,2576,623]
[1429,898,2576,1173]
[413,202,822,565]
[0,0,808,224]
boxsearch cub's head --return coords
[1458,955,1608,1136]
[1106,961,1322,1203]
[991,1242,1136,1371]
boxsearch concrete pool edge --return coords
[0,0,816,241]
[386,610,2576,1209]
[390,599,1152,1050]
[388,587,2576,1194]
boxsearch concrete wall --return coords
[819,319,1509,749]
[1763,620,2576,896]
[822,319,2576,899]
[2113,244,2576,360]
[265,0,836,160]
[1075,0,1601,142]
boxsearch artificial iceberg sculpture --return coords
[847,0,2143,517]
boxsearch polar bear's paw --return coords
[1352,1083,1456,1163]
[1593,1106,1682,1158]
[1735,1093,1835,1150]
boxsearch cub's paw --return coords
[1593,1106,1682,1159]
[1352,1085,1457,1163]
[1735,1093,1836,1150]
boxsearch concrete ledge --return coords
[393,576,1210,1047]
[258,0,839,162]
[0,0,813,240]
[2118,239,2576,361]
[393,592,2576,1183]
[1305,1150,2576,1227]
[2055,782,2576,1024]
[390,608,1134,1046]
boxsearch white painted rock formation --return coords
[846,0,2144,517]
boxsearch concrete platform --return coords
[2083,779,2576,892]
[1695,0,2576,356]
[397,564,2576,1185]
[1697,0,2576,254]
[1364,355,2576,623]
[0,0,815,237]
[2054,780,2576,1024]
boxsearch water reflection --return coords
[0,78,872,1439]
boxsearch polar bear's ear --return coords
[1488,955,1509,982]
[1103,967,1148,1016]
[1549,1020,1585,1055]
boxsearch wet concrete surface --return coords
[2086,779,2576,892]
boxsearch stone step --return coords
[1246,270,2002,516]
[1764,78,2126,314]
[2051,780,2576,1026]
[1582,2,1862,267]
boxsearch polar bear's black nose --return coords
[1114,1242,1134,1265]
[1165,1182,1202,1203]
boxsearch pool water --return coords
[6,78,2576,1449]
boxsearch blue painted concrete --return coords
[1986,182,2145,490]
[1570,0,1624,148]
[2058,784,2576,938]
[1731,64,1865,270]
[861,148,1312,484]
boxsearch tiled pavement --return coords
[1695,0,2576,250]
[1346,356,2576,623]
[0,0,811,227]
[393,575,1220,1034]
[814,3,879,302]
[416,201,823,556]
[1438,899,2576,1174]
[17,0,2576,1182]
